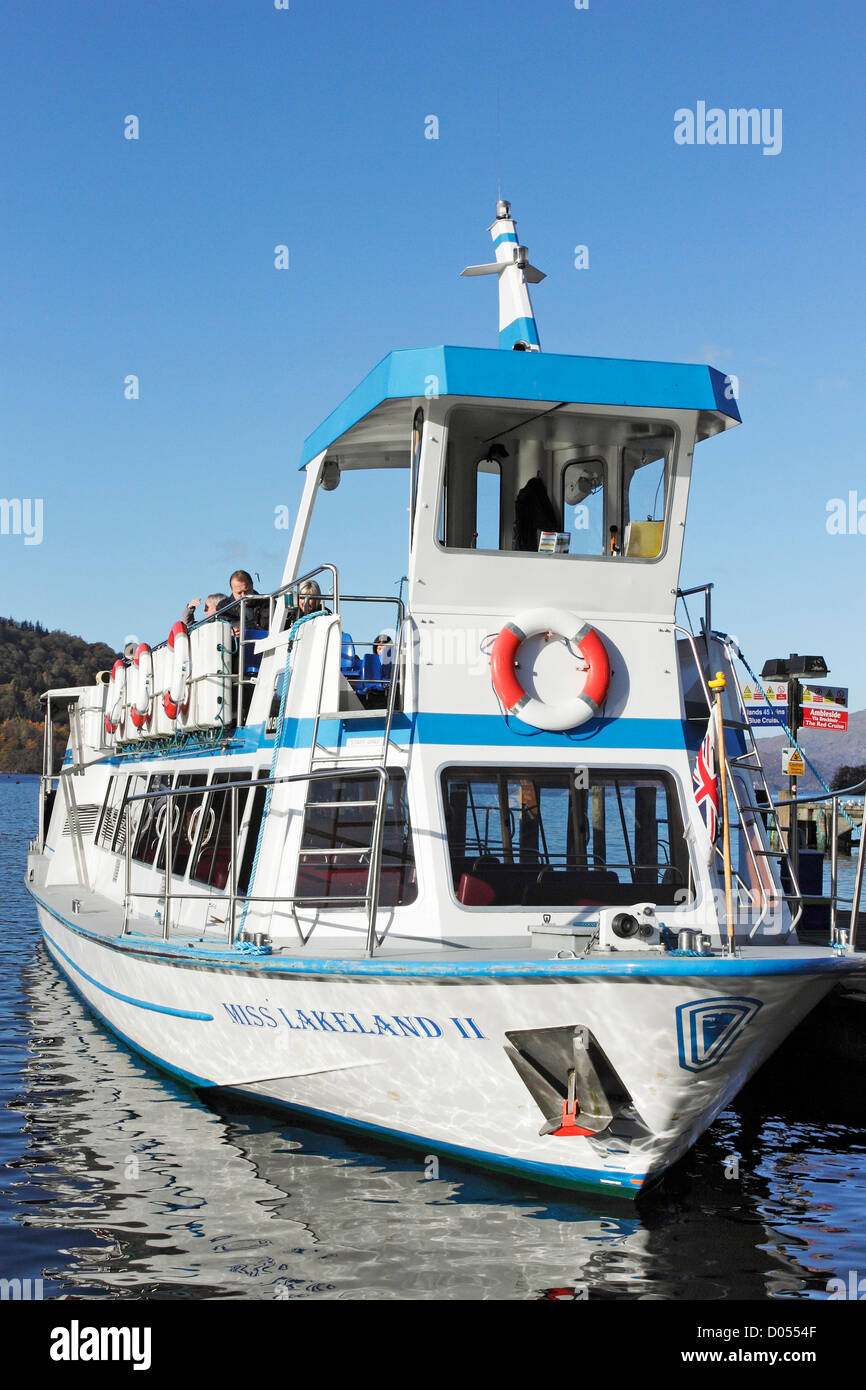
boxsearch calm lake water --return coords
[3,774,866,1302]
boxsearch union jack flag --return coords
[692,718,720,842]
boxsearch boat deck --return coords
[29,875,864,980]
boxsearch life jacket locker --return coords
[189,620,233,730]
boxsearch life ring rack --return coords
[490,607,610,733]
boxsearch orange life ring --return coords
[104,659,126,735]
[490,607,610,732]
[163,621,192,720]
[131,643,154,729]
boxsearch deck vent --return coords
[62,805,100,838]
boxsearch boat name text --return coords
[221,1003,485,1039]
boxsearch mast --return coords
[461,200,546,352]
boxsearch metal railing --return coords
[773,777,866,950]
[118,568,408,956]
[102,563,408,749]
[120,764,391,952]
[676,594,864,951]
[303,600,407,954]
[672,621,800,938]
[676,582,714,639]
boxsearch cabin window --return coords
[132,774,173,867]
[190,771,257,891]
[438,404,675,560]
[156,772,208,876]
[295,770,417,907]
[237,781,267,896]
[441,766,692,908]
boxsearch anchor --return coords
[549,1066,596,1138]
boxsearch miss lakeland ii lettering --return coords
[221,1002,485,1039]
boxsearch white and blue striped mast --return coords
[461,199,546,351]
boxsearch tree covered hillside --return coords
[0,617,117,773]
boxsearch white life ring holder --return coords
[187,804,215,847]
[131,643,154,729]
[156,802,180,843]
[105,659,126,734]
[490,607,611,733]
[163,621,192,720]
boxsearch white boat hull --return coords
[33,897,853,1197]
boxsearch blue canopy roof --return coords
[300,344,741,467]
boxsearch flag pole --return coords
[708,671,735,955]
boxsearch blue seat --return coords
[242,628,268,676]
[355,652,383,696]
[340,630,362,680]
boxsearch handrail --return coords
[102,565,404,752]
[364,615,407,955]
[676,582,713,637]
[118,569,410,956]
[121,764,390,944]
[774,779,866,807]
[670,622,801,937]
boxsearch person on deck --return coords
[181,593,230,627]
[284,578,330,625]
[223,570,269,631]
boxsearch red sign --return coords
[800,685,848,731]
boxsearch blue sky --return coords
[2,0,865,708]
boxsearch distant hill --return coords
[754,708,866,795]
[0,617,118,773]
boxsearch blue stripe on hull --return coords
[40,933,217,1087]
[42,925,214,1020]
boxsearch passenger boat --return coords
[25,201,866,1198]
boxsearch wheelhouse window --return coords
[295,771,417,907]
[438,404,675,560]
[442,766,692,908]
[563,458,605,557]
